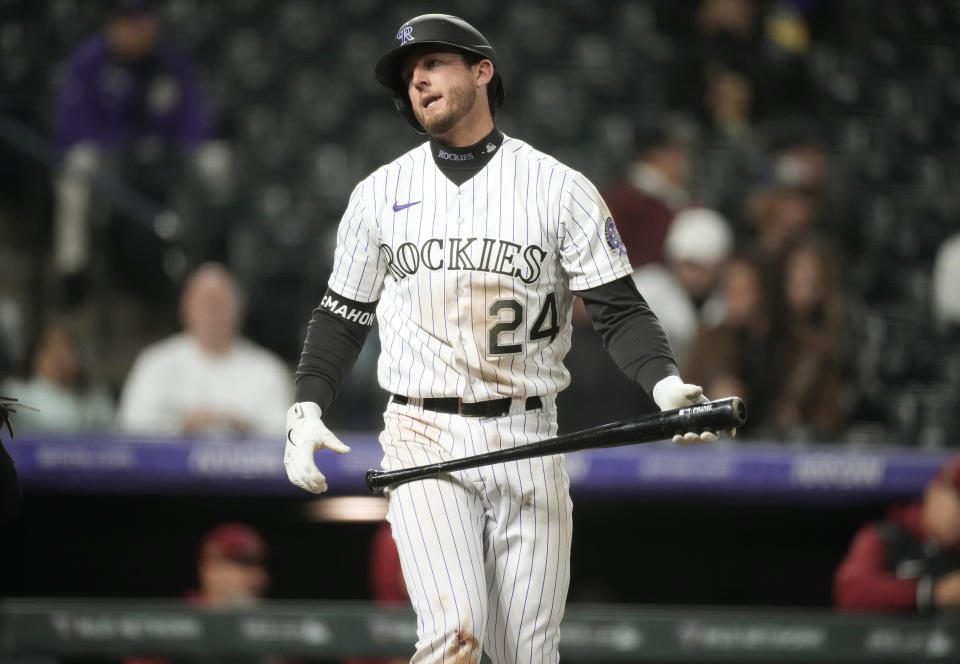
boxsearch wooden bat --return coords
[365,396,746,495]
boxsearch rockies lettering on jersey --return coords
[328,133,631,401]
[378,236,548,283]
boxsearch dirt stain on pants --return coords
[445,626,481,664]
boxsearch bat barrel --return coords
[673,396,746,434]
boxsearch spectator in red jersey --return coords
[125,523,272,664]
[192,522,270,607]
[368,522,409,605]
[602,120,694,268]
[834,455,960,611]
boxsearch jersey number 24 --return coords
[488,293,559,355]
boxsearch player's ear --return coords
[474,59,494,88]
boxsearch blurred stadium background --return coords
[1,0,960,662]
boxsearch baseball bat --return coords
[365,396,746,495]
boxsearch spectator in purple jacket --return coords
[52,0,212,303]
[55,0,209,153]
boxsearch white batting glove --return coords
[284,402,350,494]
[652,375,720,445]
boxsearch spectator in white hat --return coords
[631,207,734,366]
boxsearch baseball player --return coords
[284,14,722,663]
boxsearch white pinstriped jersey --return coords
[328,134,631,401]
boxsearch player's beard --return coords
[415,83,477,136]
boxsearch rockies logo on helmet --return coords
[397,25,414,44]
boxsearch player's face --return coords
[402,50,487,138]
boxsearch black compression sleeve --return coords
[294,289,377,412]
[576,276,678,395]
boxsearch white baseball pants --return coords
[380,396,572,664]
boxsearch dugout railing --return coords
[2,599,958,662]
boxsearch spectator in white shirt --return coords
[119,263,292,437]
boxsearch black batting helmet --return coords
[374,14,505,133]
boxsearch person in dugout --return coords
[834,455,960,611]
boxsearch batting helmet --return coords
[374,14,505,133]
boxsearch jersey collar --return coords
[429,127,504,173]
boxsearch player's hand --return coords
[652,376,733,445]
[284,402,350,494]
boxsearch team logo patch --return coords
[604,217,627,257]
[398,25,414,44]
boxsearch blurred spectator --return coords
[125,522,271,664]
[772,239,847,440]
[768,127,828,195]
[745,177,820,276]
[665,0,816,139]
[1,323,115,433]
[933,233,960,331]
[632,207,733,367]
[118,263,292,436]
[52,0,212,304]
[684,252,777,435]
[763,122,859,254]
[192,522,269,608]
[835,455,960,611]
[602,121,694,268]
[369,522,409,605]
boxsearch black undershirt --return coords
[294,276,678,411]
[430,127,505,186]
[579,276,679,393]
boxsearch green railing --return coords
[2,600,958,662]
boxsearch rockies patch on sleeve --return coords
[318,289,377,327]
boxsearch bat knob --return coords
[365,469,386,496]
[729,397,748,428]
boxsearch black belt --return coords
[391,394,542,417]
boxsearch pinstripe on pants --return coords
[380,397,572,664]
